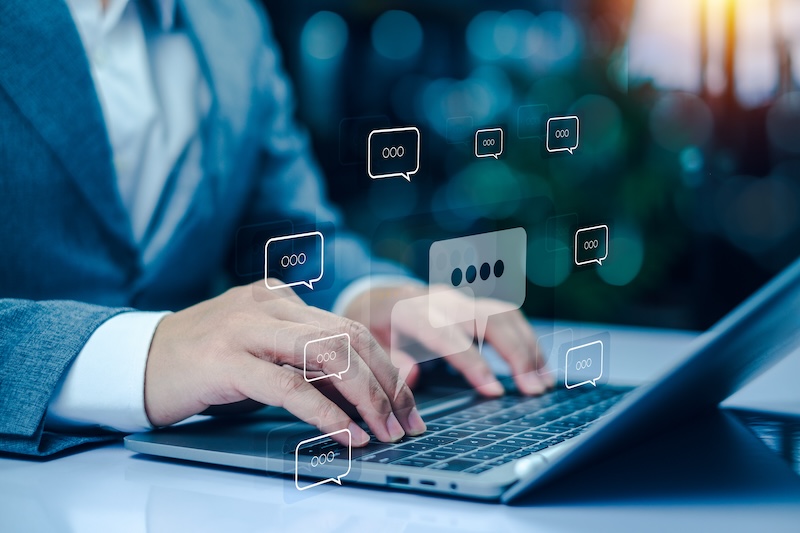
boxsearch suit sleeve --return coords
[0,299,129,457]
[236,8,409,311]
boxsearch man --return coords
[0,0,550,457]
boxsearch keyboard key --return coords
[482,444,519,455]
[416,450,459,462]
[458,423,494,432]
[433,417,470,426]
[465,465,494,474]
[357,450,415,464]
[482,413,526,424]
[437,429,473,439]
[394,457,438,468]
[416,436,458,446]
[424,423,452,432]
[535,425,565,435]
[473,431,515,441]
[453,437,494,449]
[486,456,516,466]
[464,450,499,461]
[396,442,435,453]
[518,431,555,441]
[439,443,473,454]
[499,437,537,448]
[430,459,482,472]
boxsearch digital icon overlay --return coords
[546,115,580,155]
[367,126,420,181]
[294,429,352,491]
[564,340,604,389]
[265,231,324,290]
[474,127,504,159]
[303,333,351,382]
[428,227,527,350]
[574,224,609,266]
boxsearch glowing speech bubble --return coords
[574,224,609,266]
[428,227,527,352]
[303,333,351,382]
[265,231,324,290]
[294,429,351,491]
[367,126,420,182]
[475,127,504,159]
[564,340,604,389]
[546,115,580,155]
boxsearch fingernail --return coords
[479,380,504,397]
[522,372,545,395]
[406,408,427,436]
[348,422,370,446]
[386,412,405,441]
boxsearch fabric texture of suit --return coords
[0,0,400,456]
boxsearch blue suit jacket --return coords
[0,0,396,456]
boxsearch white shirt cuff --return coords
[331,275,422,316]
[46,311,170,433]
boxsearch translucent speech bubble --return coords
[546,115,580,155]
[475,127,504,159]
[565,340,604,389]
[367,126,420,182]
[303,333,351,382]
[265,231,324,290]
[574,224,609,266]
[428,227,527,352]
[294,429,351,491]
[535,328,574,376]
[390,289,475,387]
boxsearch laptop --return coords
[125,256,800,503]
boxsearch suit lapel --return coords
[0,0,135,249]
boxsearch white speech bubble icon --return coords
[574,224,609,266]
[303,333,351,382]
[564,340,604,389]
[294,429,352,491]
[475,127,504,159]
[546,115,580,155]
[367,126,420,182]
[428,227,527,352]
[265,231,324,290]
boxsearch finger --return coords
[480,308,551,395]
[268,319,415,442]
[233,355,370,447]
[391,349,421,389]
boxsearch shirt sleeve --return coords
[45,311,170,433]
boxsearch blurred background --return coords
[260,0,800,330]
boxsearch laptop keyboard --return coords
[295,385,632,475]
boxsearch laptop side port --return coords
[419,480,435,486]
[387,476,410,486]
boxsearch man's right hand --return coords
[143,281,426,447]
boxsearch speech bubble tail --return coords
[401,173,412,182]
[302,282,314,290]
[334,373,343,380]
[475,315,489,353]
[590,379,598,387]
[333,477,343,485]
[492,154,499,159]
[595,259,603,266]
[567,148,574,155]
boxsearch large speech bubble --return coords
[294,429,352,491]
[564,340,604,389]
[428,227,527,351]
[474,127,504,159]
[265,231,324,290]
[367,126,420,182]
[303,333,351,382]
[574,224,609,266]
[546,115,580,155]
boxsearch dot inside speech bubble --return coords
[303,333,351,382]
[294,429,352,491]
[265,231,324,290]
[367,126,420,182]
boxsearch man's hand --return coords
[144,281,426,447]
[343,284,553,396]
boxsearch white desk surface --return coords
[1,324,799,533]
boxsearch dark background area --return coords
[260,0,800,330]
